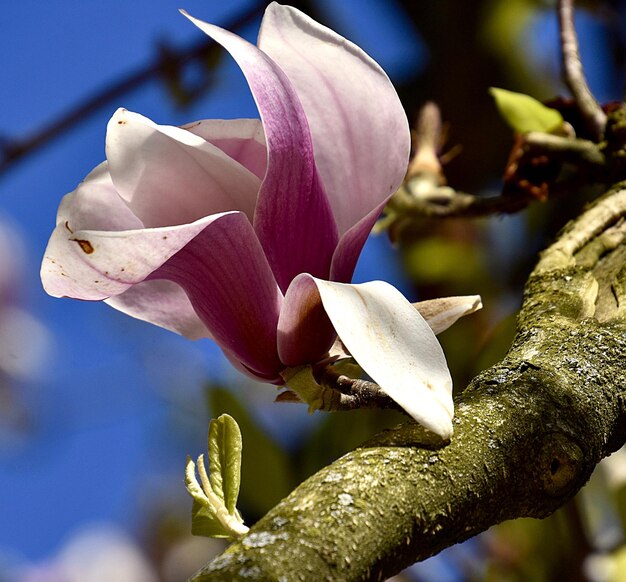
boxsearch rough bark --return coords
[189,185,626,581]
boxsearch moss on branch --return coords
[190,187,626,581]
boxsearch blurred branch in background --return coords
[383,1,613,228]
[380,102,605,229]
[0,1,275,176]
[558,0,608,139]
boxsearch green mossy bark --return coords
[190,187,626,581]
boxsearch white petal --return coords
[313,278,454,438]
[56,161,144,232]
[106,109,260,227]
[414,295,483,335]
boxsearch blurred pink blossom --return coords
[0,219,48,382]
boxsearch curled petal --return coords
[182,118,267,180]
[42,213,237,300]
[309,277,454,439]
[42,163,144,299]
[258,3,410,235]
[106,109,260,227]
[56,161,143,231]
[182,10,338,292]
[414,295,483,335]
[277,273,336,367]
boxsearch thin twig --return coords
[558,0,607,140]
[386,133,605,219]
[523,132,605,166]
[318,368,405,414]
[0,2,267,176]
[390,187,529,218]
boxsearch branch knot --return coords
[539,433,584,497]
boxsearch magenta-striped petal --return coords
[150,213,283,379]
[105,280,212,340]
[258,3,410,236]
[330,203,387,282]
[181,118,267,180]
[43,211,237,300]
[182,11,339,292]
[277,273,336,367]
[106,109,261,228]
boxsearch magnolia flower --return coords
[41,3,479,438]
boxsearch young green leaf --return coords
[208,413,243,515]
[490,87,564,134]
[184,415,248,540]
[190,499,233,538]
[208,388,295,515]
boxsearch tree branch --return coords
[190,184,626,581]
[385,131,605,220]
[558,0,607,140]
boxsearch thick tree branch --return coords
[190,184,626,581]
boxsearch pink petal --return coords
[258,4,410,236]
[330,203,387,282]
[181,118,267,180]
[106,109,260,228]
[221,348,284,385]
[182,11,339,292]
[42,211,238,300]
[277,273,336,367]
[105,280,212,340]
[151,213,283,379]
